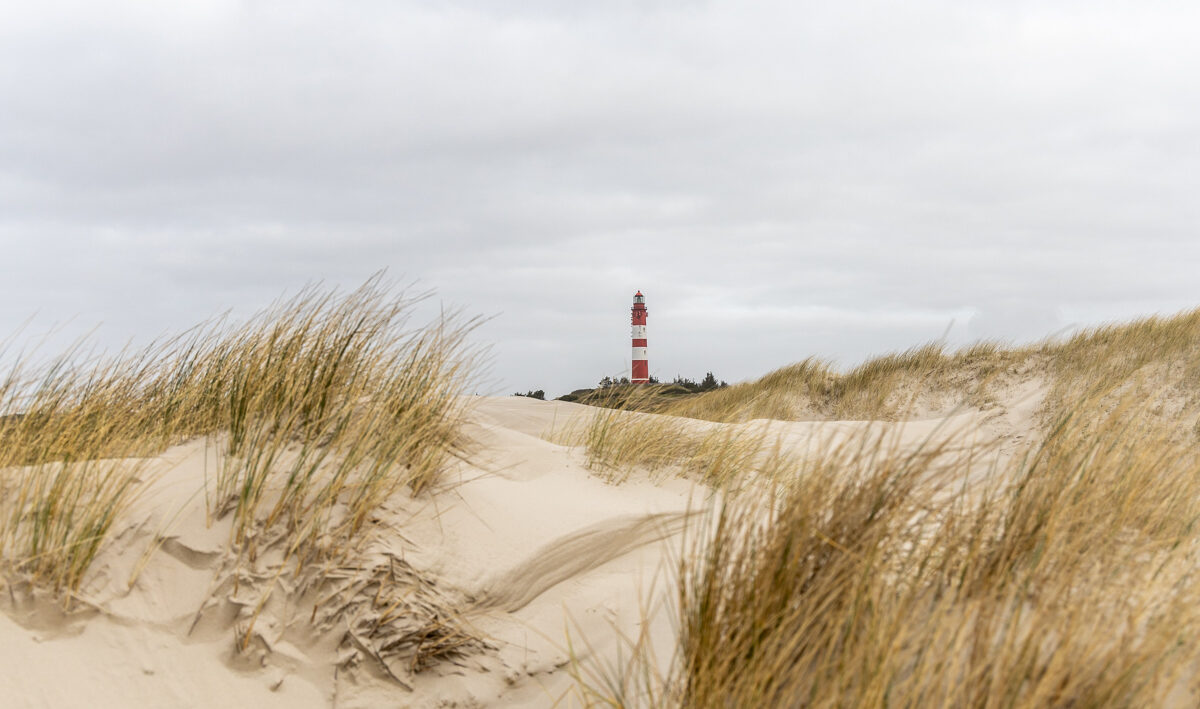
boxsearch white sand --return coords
[0,392,1036,708]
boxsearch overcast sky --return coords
[2,1,1199,396]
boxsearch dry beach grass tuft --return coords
[571,308,1200,708]
[7,290,1200,706]
[0,277,484,676]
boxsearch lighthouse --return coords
[631,291,649,383]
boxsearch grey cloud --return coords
[2,1,1200,395]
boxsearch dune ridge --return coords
[6,300,1200,707]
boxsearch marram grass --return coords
[549,385,793,490]
[564,309,1200,707]
[660,307,1200,431]
[0,276,480,594]
[573,392,1200,708]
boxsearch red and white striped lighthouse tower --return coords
[631,291,649,383]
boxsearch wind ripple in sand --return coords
[474,511,692,613]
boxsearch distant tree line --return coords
[595,372,725,392]
[671,372,728,392]
[520,372,728,405]
[597,376,631,388]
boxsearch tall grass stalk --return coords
[0,276,481,594]
[560,387,790,489]
[579,394,1200,706]
[202,281,481,566]
[665,307,1200,437]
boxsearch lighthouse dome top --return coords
[633,291,645,303]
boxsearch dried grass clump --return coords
[577,407,698,482]
[661,358,834,423]
[0,335,189,591]
[228,551,491,687]
[664,342,1036,424]
[199,280,480,566]
[556,388,790,489]
[580,394,1200,707]
[666,307,1200,436]
[0,276,481,594]
[1037,308,1200,435]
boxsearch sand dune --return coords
[0,392,1025,708]
[474,511,694,613]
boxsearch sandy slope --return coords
[0,390,1041,708]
